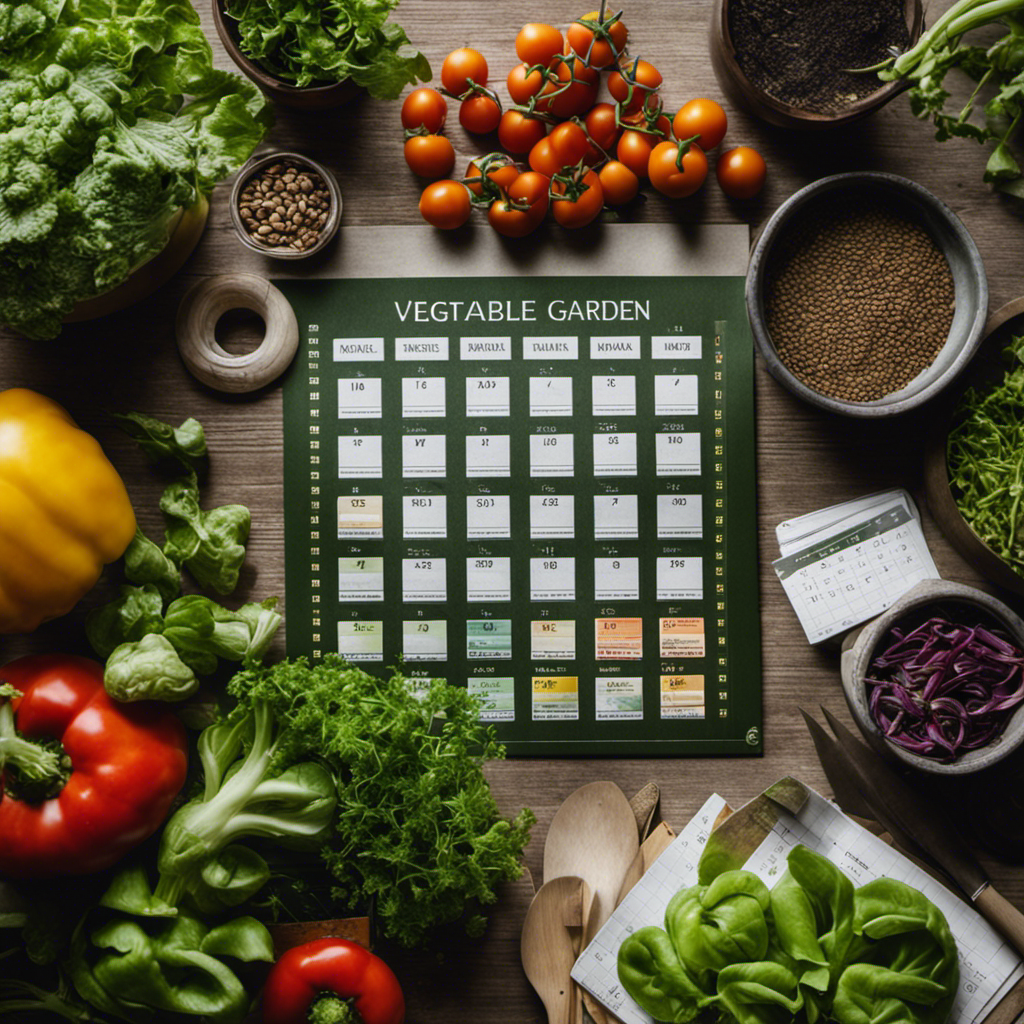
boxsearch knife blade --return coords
[800,707,874,819]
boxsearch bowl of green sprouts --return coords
[924,298,1024,596]
[212,0,431,109]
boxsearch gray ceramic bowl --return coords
[840,579,1024,775]
[747,173,988,417]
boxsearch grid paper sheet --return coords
[571,789,1024,1024]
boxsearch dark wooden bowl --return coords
[924,297,1024,597]
[709,0,924,130]
[212,0,359,110]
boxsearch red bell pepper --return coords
[262,939,405,1024]
[0,654,188,878]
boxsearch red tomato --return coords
[515,23,564,66]
[615,115,670,179]
[403,135,456,179]
[673,98,728,151]
[465,158,520,196]
[400,88,447,133]
[608,59,663,113]
[716,146,767,198]
[498,110,548,154]
[545,52,599,118]
[567,10,628,68]
[648,140,708,198]
[507,63,547,104]
[585,103,620,152]
[529,136,563,177]
[551,169,604,228]
[598,160,639,205]
[488,170,550,237]
[549,122,589,166]
[441,47,488,94]
[460,95,501,133]
[419,180,472,229]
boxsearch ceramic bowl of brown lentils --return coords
[746,172,987,417]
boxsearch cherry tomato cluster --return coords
[400,6,767,235]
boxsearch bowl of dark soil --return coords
[710,0,924,129]
[747,172,987,418]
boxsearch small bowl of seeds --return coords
[230,151,341,259]
[746,172,987,417]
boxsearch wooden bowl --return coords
[212,0,359,110]
[709,0,924,130]
[924,297,1024,596]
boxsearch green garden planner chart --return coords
[280,224,761,756]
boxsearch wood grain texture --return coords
[3,2,1024,1021]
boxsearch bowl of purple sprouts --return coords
[840,579,1024,775]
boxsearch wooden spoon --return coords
[521,875,592,1024]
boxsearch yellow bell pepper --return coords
[0,388,136,634]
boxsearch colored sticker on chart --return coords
[654,375,699,416]
[596,676,643,720]
[592,375,637,416]
[467,494,511,538]
[657,494,702,538]
[337,378,382,418]
[657,557,703,600]
[594,557,640,600]
[531,620,576,660]
[338,435,382,478]
[337,495,383,539]
[402,377,446,418]
[466,557,512,602]
[338,557,384,602]
[336,620,383,661]
[403,620,447,661]
[531,557,575,601]
[660,617,706,658]
[465,376,510,416]
[593,433,637,476]
[530,377,574,416]
[594,494,638,539]
[595,617,643,660]
[402,494,446,538]
[530,434,574,476]
[402,557,447,602]
[402,434,446,477]
[530,494,574,538]
[532,675,579,720]
[466,434,511,477]
[469,676,515,721]
[467,619,512,659]
[661,675,705,718]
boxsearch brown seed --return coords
[257,224,273,235]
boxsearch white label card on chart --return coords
[656,432,701,476]
[403,620,447,661]
[338,557,384,602]
[524,336,578,359]
[530,434,574,477]
[402,558,447,602]
[467,495,511,538]
[595,557,640,600]
[338,378,382,418]
[334,337,384,361]
[652,335,702,359]
[655,375,699,416]
[402,377,446,418]
[531,620,576,660]
[337,495,383,539]
[465,376,510,417]
[402,434,446,477]
[530,377,573,417]
[467,557,512,602]
[657,557,703,600]
[403,494,446,538]
[530,494,574,538]
[337,621,384,662]
[338,435,382,478]
[460,336,512,360]
[593,433,637,476]
[594,494,638,538]
[590,335,640,359]
[395,337,449,360]
[531,557,576,601]
[592,376,636,416]
[466,435,511,477]
[658,494,703,538]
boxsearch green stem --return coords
[0,690,61,785]
[308,993,361,1024]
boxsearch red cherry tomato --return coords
[673,98,728,151]
[551,169,604,228]
[549,122,589,166]
[515,23,564,66]
[465,158,520,196]
[441,47,488,94]
[488,170,550,237]
[507,63,547,104]
[648,140,708,198]
[460,95,501,133]
[716,146,767,198]
[403,135,456,179]
[498,110,548,154]
[615,115,670,179]
[598,160,639,205]
[608,59,663,113]
[400,88,447,133]
[545,55,599,119]
[419,180,472,229]
[567,10,628,68]
[584,102,620,161]
[529,135,563,177]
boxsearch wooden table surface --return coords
[3,1,1024,1020]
